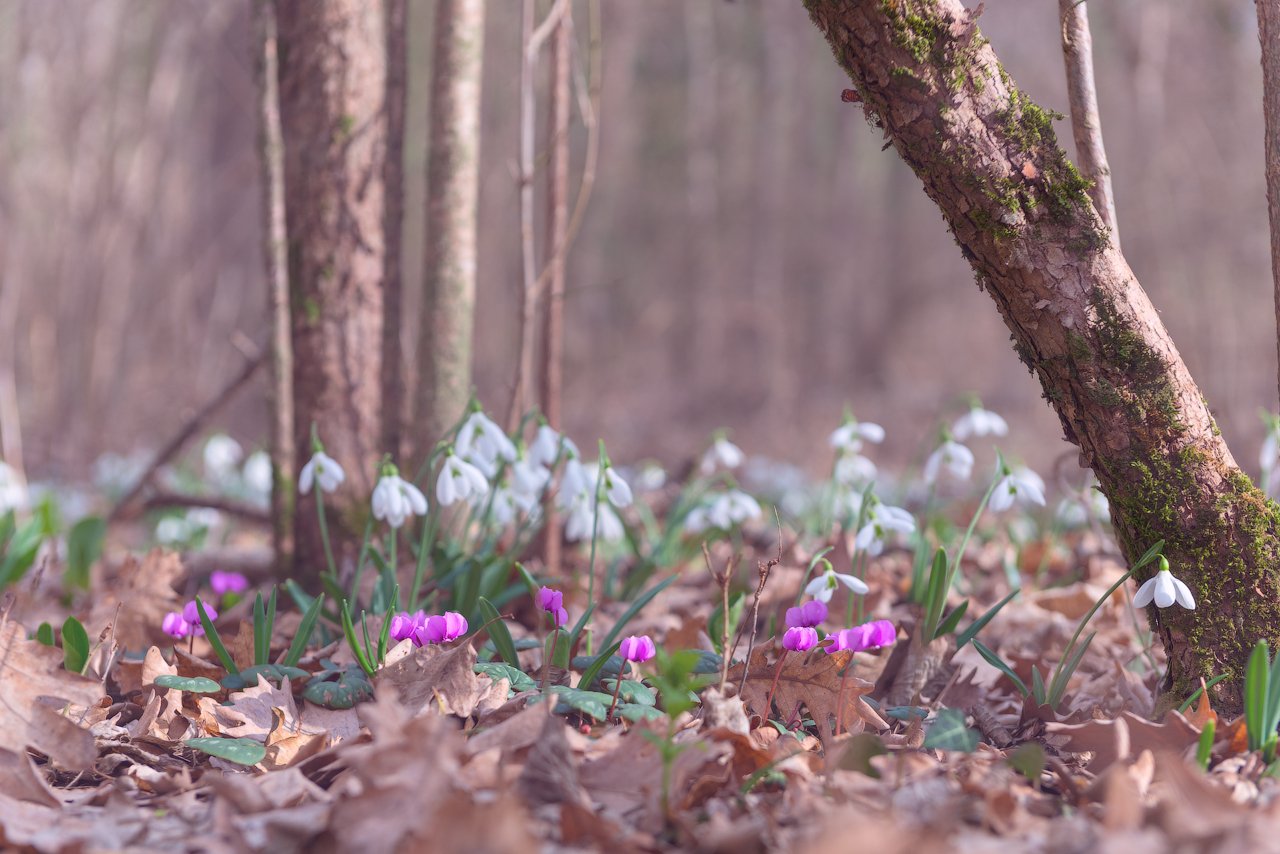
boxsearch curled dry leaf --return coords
[377,641,505,718]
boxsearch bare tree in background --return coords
[806,0,1280,715]
[383,0,408,462]
[1259,0,1280,410]
[416,0,486,458]
[1059,0,1119,250]
[277,0,387,579]
[254,0,295,570]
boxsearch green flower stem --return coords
[947,470,1001,592]
[409,510,440,609]
[315,489,338,580]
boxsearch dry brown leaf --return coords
[377,641,500,718]
[1185,680,1217,731]
[0,620,105,770]
[87,548,184,650]
[0,747,61,807]
[516,710,590,808]
[728,644,888,745]
[1046,711,1199,772]
[208,674,299,742]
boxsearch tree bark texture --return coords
[1258,1,1280,412]
[254,0,295,572]
[382,0,407,462]
[277,0,387,579]
[805,0,1280,714]
[1059,0,1119,250]
[416,0,485,458]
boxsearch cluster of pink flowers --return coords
[538,587,569,627]
[210,570,249,596]
[162,600,217,640]
[389,610,469,647]
[785,600,827,629]
[825,619,896,654]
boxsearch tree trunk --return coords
[415,0,485,458]
[254,0,295,572]
[1059,0,1119,250]
[804,0,1280,715]
[382,0,408,462]
[277,0,387,580]
[1258,1,1280,411]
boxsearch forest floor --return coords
[2,489,1277,853]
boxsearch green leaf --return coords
[614,703,664,723]
[283,593,325,668]
[474,662,536,693]
[35,622,54,646]
[153,674,222,693]
[301,663,374,709]
[1265,643,1280,742]
[1179,673,1229,713]
[61,616,90,674]
[340,600,374,676]
[1248,641,1270,751]
[549,686,615,720]
[933,599,969,641]
[195,597,238,676]
[598,574,679,652]
[956,588,1020,649]
[923,708,979,752]
[836,732,888,777]
[252,592,267,666]
[1197,719,1216,771]
[221,664,309,691]
[1131,539,1166,571]
[186,737,266,766]
[575,644,622,690]
[64,516,106,591]
[920,548,950,642]
[545,629,572,669]
[707,591,745,656]
[1031,665,1047,705]
[602,678,655,706]
[971,638,1028,697]
[1047,631,1095,708]
[1007,742,1046,781]
[0,517,43,588]
[476,598,520,667]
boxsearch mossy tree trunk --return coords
[277,0,387,581]
[805,0,1280,715]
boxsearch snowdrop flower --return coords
[711,489,762,529]
[538,587,569,627]
[699,434,745,475]
[1132,557,1195,610]
[155,516,196,545]
[619,635,657,663]
[210,571,250,596]
[161,611,191,640]
[923,440,974,485]
[829,418,886,454]
[436,451,489,506]
[1056,487,1110,527]
[683,505,712,534]
[203,434,244,481]
[509,457,551,499]
[804,560,869,603]
[951,405,1008,441]
[299,451,345,495]
[242,451,273,499]
[825,620,896,654]
[989,466,1046,512]
[557,457,592,511]
[455,410,517,467]
[785,600,828,629]
[782,626,819,652]
[855,502,916,556]
[835,454,878,487]
[0,461,28,513]
[565,494,625,542]
[372,470,428,528]
[632,462,668,492]
[602,464,632,508]
[529,424,567,467]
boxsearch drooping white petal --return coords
[1152,570,1177,608]
[989,475,1017,512]
[299,459,316,494]
[1171,575,1196,609]
[1132,574,1157,608]
[604,468,633,508]
[834,572,870,594]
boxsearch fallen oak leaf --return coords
[378,641,502,718]
[1045,710,1199,773]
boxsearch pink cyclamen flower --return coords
[619,635,657,663]
[826,620,896,654]
[537,586,569,627]
[782,626,819,652]
[181,600,217,637]
[785,600,828,629]
[162,611,190,639]
[389,612,421,642]
[415,611,469,646]
[209,570,250,595]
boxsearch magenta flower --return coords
[389,612,420,642]
[210,570,250,595]
[826,619,896,654]
[181,599,217,637]
[785,600,828,629]
[619,635,656,663]
[782,626,819,652]
[415,611,469,645]
[537,586,569,627]
[162,611,190,639]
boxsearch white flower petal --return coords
[1172,576,1196,610]
[1153,570,1177,608]
[1132,575,1157,608]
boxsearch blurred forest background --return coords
[0,0,1270,485]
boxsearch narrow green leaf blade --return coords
[477,597,520,667]
[61,616,90,674]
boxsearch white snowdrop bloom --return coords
[923,440,974,485]
[529,424,563,467]
[989,467,1047,512]
[804,564,869,603]
[242,451,273,499]
[0,461,28,513]
[699,436,745,475]
[186,507,224,530]
[835,453,878,487]
[829,419,886,453]
[372,474,428,528]
[455,411,517,467]
[1133,560,1195,610]
[831,485,864,520]
[299,451,346,495]
[684,505,712,534]
[602,465,633,508]
[156,516,198,545]
[436,453,489,506]
[951,407,1008,441]
[203,434,244,481]
[722,489,762,525]
[509,457,550,499]
[557,457,592,511]
[565,494,624,543]
[1057,487,1110,527]
[854,503,915,556]
[632,462,667,492]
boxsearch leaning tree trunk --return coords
[805,0,1280,715]
[415,0,486,460]
[277,0,387,581]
